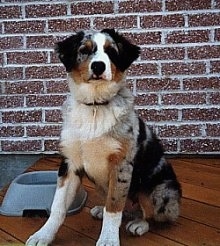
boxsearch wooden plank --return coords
[181,198,220,229]
[171,158,220,168]
[29,158,60,171]
[0,229,22,245]
[174,165,220,191]
[0,215,95,246]
[64,207,184,246]
[181,182,220,207]
[151,217,220,246]
[171,159,220,176]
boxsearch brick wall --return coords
[0,0,220,155]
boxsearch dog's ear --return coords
[101,29,140,71]
[55,31,85,72]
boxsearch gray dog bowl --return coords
[0,171,87,217]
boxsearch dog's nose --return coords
[91,61,106,77]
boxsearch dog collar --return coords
[84,101,109,106]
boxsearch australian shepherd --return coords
[26,29,181,246]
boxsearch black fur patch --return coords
[58,158,68,177]
[55,31,85,72]
[128,121,181,200]
[101,29,140,71]
[75,168,85,179]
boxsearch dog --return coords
[26,29,181,246]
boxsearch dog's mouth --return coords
[88,74,110,82]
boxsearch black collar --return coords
[84,101,109,106]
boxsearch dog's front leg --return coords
[97,162,133,246]
[26,170,81,246]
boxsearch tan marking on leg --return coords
[138,193,153,219]
[106,139,132,213]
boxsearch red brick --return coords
[1,140,42,152]
[211,61,220,73]
[137,109,178,122]
[25,66,66,79]
[0,67,23,80]
[206,124,220,137]
[140,14,184,29]
[50,52,60,64]
[189,13,220,27]
[0,36,23,50]
[215,29,220,41]
[128,63,158,76]
[183,77,220,90]
[71,1,113,15]
[124,32,161,45]
[134,94,158,106]
[209,92,220,105]
[27,125,61,137]
[46,81,69,93]
[182,108,220,121]
[162,92,206,105]
[26,95,66,107]
[141,47,184,60]
[7,51,48,65]
[166,30,209,44]
[2,110,42,123]
[25,4,67,18]
[188,45,220,59]
[158,124,201,138]
[161,62,206,76]
[166,0,211,11]
[180,139,220,153]
[0,6,22,19]
[136,78,180,92]
[119,0,161,13]
[26,35,56,49]
[0,95,24,108]
[4,20,46,34]
[45,109,62,123]
[0,126,24,137]
[48,18,90,32]
[94,16,137,30]
[44,139,59,151]
[161,139,178,153]
[5,81,44,94]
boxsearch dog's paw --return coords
[26,231,53,246]
[126,219,149,236]
[91,206,104,220]
[96,238,120,246]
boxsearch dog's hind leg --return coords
[150,181,181,222]
[96,161,133,246]
[26,160,81,246]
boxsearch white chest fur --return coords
[61,97,129,142]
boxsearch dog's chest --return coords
[62,102,124,140]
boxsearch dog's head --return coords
[55,29,140,104]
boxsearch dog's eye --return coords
[79,46,92,55]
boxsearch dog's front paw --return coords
[126,219,149,236]
[96,238,120,246]
[26,230,54,246]
[91,206,104,220]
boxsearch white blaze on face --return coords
[90,33,112,81]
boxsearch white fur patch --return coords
[90,33,112,81]
[96,207,122,246]
[126,219,149,236]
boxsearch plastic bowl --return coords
[0,171,87,217]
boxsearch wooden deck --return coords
[0,157,220,246]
